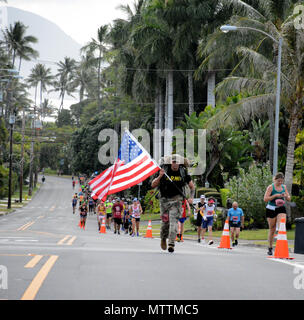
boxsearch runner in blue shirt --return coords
[227,202,244,247]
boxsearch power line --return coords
[27,58,232,73]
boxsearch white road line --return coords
[268,258,304,270]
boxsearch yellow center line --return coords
[66,236,76,246]
[17,222,31,231]
[22,221,35,231]
[57,235,71,245]
[24,255,43,268]
[17,221,35,231]
[21,255,58,300]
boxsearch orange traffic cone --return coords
[218,219,232,249]
[270,218,294,259]
[99,216,106,234]
[144,220,153,238]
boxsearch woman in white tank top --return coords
[130,198,143,237]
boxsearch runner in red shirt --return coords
[177,199,190,242]
[112,197,124,235]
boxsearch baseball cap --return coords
[200,195,205,199]
[208,198,215,203]
[133,198,138,202]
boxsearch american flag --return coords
[89,130,160,200]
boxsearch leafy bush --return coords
[0,165,18,199]
[143,189,160,214]
[291,193,304,219]
[220,188,230,208]
[225,163,273,228]
[196,187,218,197]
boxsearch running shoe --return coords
[208,240,214,245]
[137,232,139,237]
[168,245,174,253]
[114,230,116,234]
[161,238,167,250]
[267,247,273,255]
[234,239,238,246]
[131,233,135,237]
[118,231,120,235]
[197,238,201,243]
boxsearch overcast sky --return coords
[7,0,134,45]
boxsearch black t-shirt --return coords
[159,166,191,198]
[196,201,205,222]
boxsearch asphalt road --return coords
[0,175,304,300]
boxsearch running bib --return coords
[114,206,122,219]
[206,210,214,217]
[232,216,239,222]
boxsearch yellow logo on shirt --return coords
[167,176,182,182]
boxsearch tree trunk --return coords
[165,73,168,131]
[18,57,22,72]
[284,105,300,196]
[154,89,159,162]
[207,71,215,108]
[166,70,174,155]
[188,70,194,115]
[19,109,25,203]
[40,81,43,119]
[158,88,163,158]
[97,49,102,111]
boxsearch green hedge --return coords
[0,165,18,199]
[220,188,230,208]
[143,189,160,214]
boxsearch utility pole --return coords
[7,114,14,209]
[28,111,35,196]
[19,108,25,203]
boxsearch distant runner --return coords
[130,198,143,237]
[105,200,113,230]
[112,198,124,235]
[79,202,88,230]
[227,202,244,247]
[72,196,77,214]
[177,199,190,242]
[200,197,216,245]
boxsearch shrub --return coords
[225,163,273,228]
[142,189,160,214]
[220,188,230,208]
[0,165,18,199]
[291,194,304,220]
[196,187,217,197]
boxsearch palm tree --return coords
[27,63,54,118]
[199,0,304,201]
[81,25,108,111]
[53,57,77,111]
[2,21,38,71]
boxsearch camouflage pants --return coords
[160,195,183,247]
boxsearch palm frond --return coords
[205,93,276,129]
